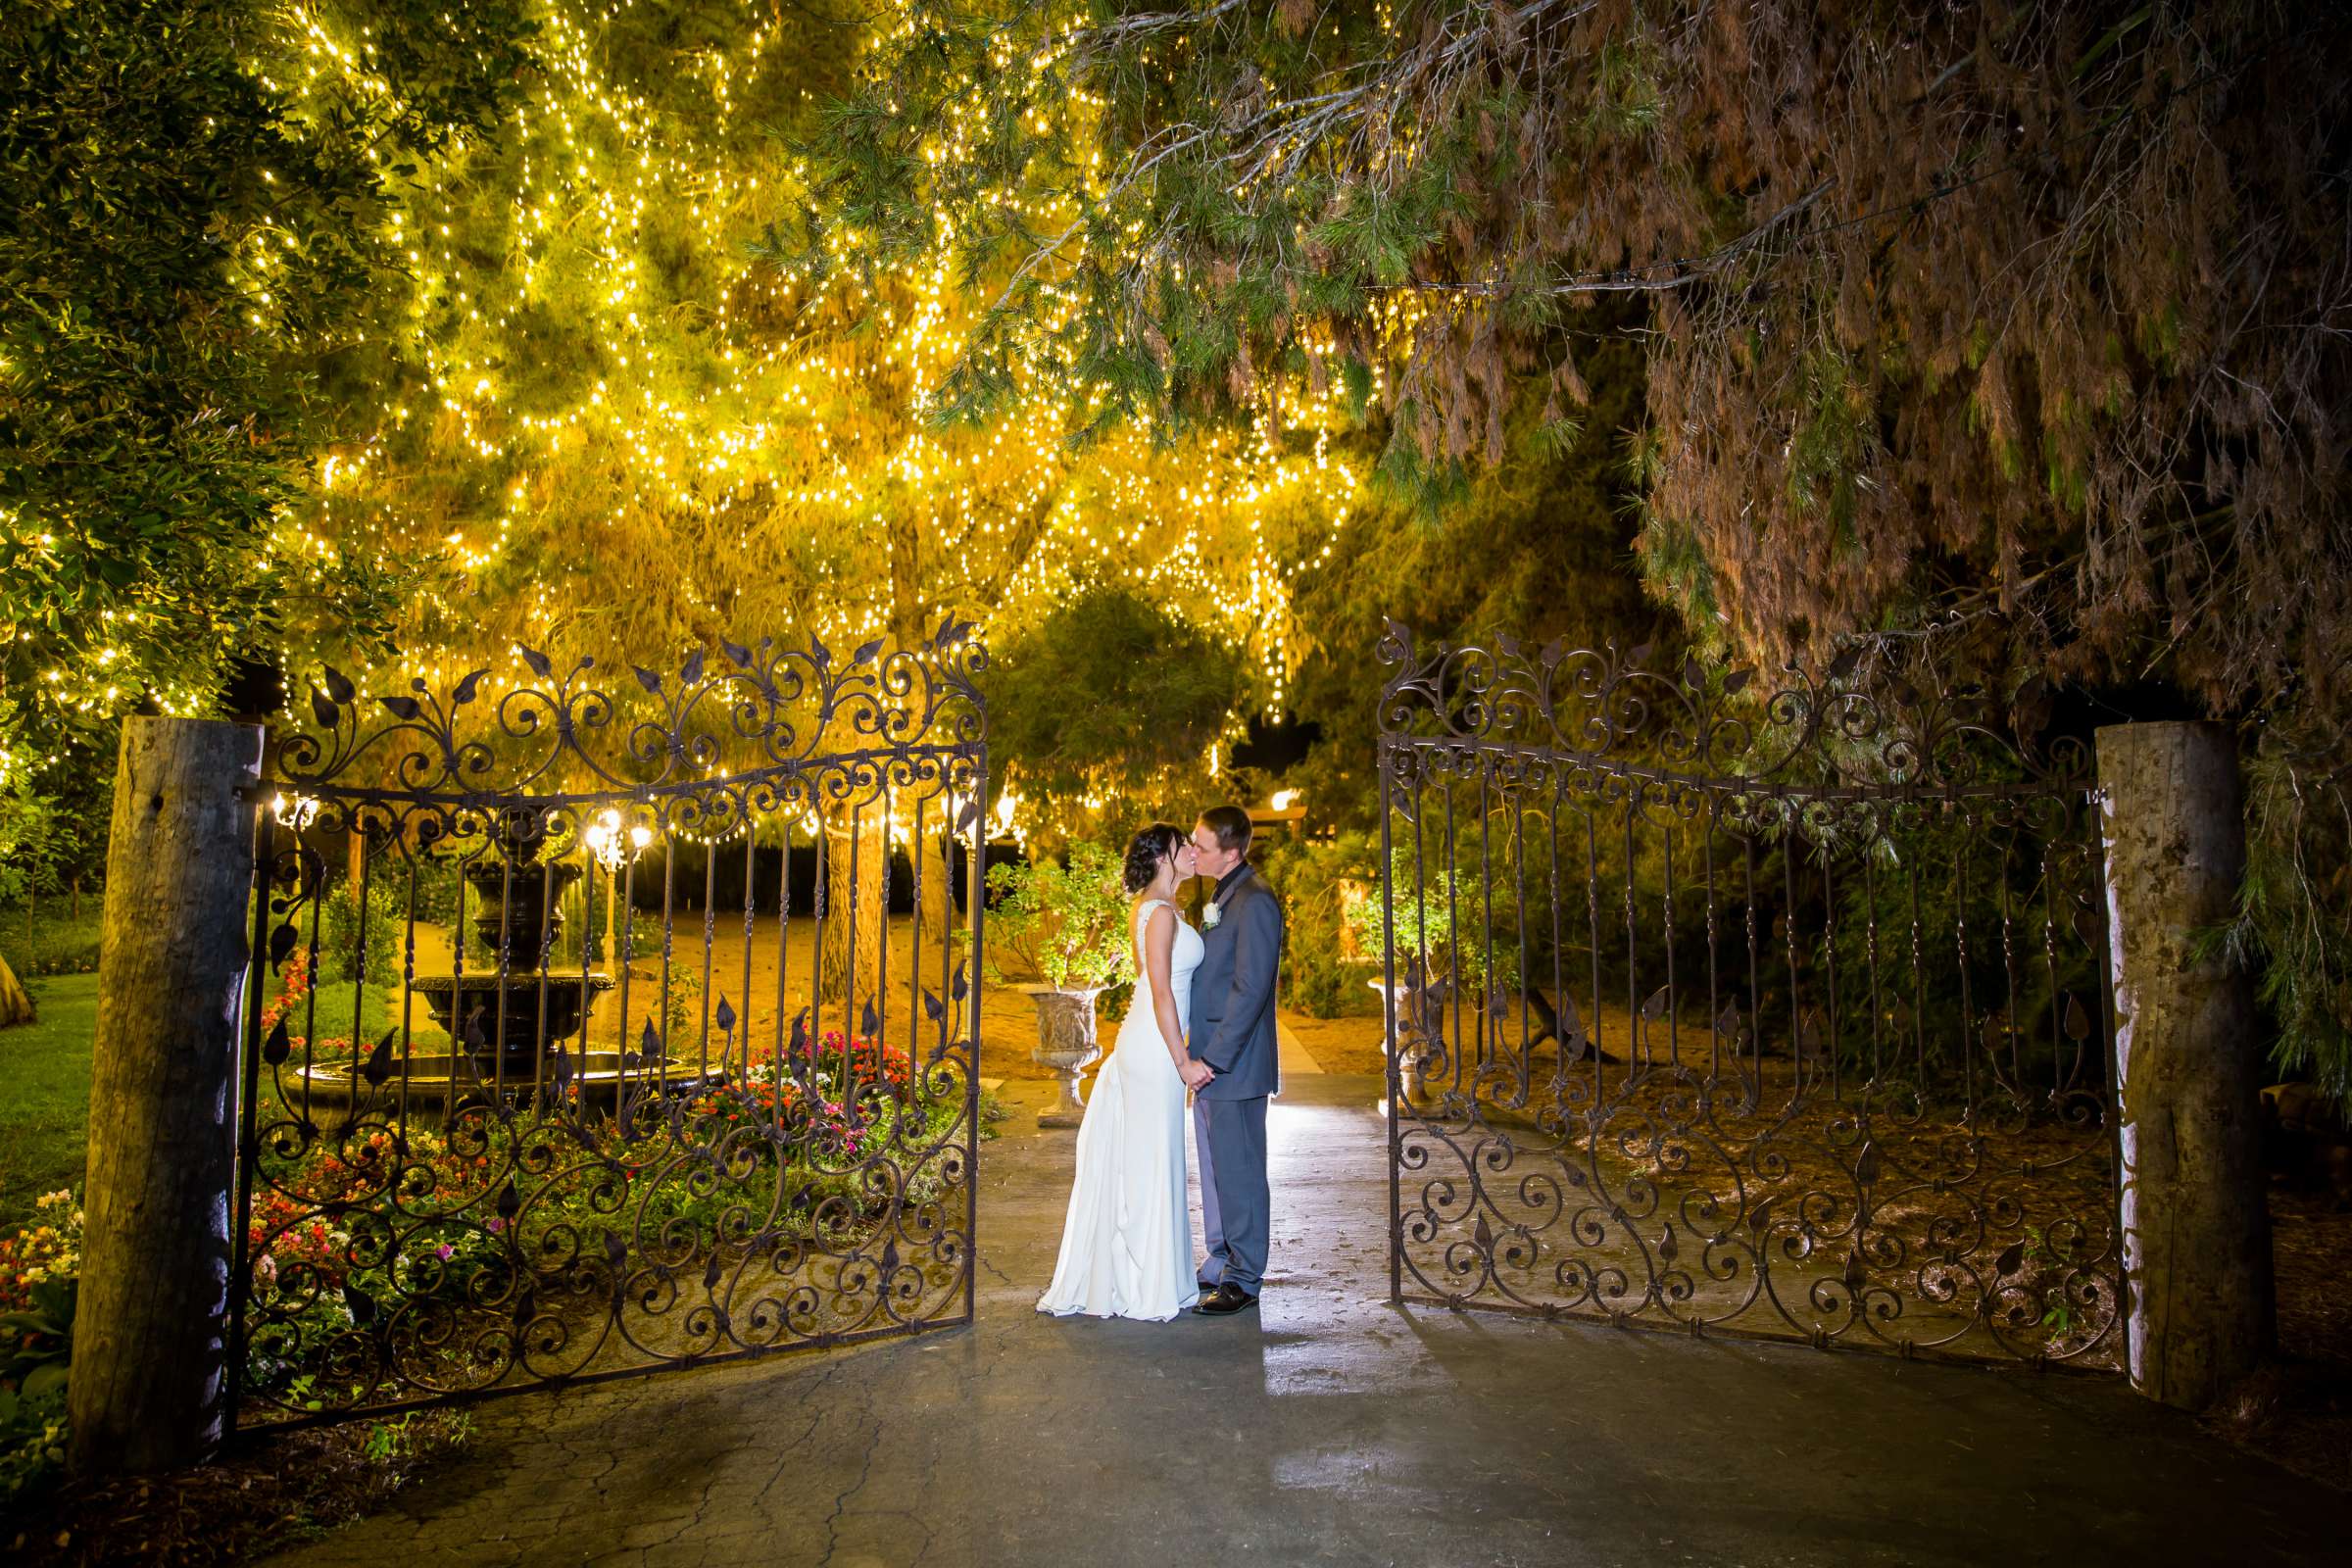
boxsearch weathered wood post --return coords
[2096,720,2273,1410]
[68,716,265,1474]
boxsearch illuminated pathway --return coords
[263,1075,2338,1567]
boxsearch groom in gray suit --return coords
[1180,805,1284,1315]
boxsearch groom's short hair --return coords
[1199,804,1252,858]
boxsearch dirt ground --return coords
[389,918,1393,1088]
[365,922,2352,1481]
[2221,1186,2352,1491]
[394,916,1079,1085]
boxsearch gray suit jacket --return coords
[1189,864,1284,1100]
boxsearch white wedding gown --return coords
[1037,898,1202,1321]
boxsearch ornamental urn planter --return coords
[1020,984,1104,1128]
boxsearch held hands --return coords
[1178,1057,1216,1092]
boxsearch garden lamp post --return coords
[584,810,625,962]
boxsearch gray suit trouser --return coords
[1192,1094,1269,1295]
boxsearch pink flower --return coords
[434,1244,455,1261]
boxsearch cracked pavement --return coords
[260,1075,2340,1567]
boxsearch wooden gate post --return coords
[2096,720,2273,1410]
[68,716,265,1475]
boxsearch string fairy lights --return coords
[229,0,1363,847]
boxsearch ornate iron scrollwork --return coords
[229,622,990,1426]
[1376,627,2120,1368]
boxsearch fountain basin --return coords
[412,972,615,1070]
[286,1047,726,1126]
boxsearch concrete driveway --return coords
[261,1074,2339,1567]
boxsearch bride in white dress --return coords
[1037,822,1207,1321]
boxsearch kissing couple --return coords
[1036,806,1286,1322]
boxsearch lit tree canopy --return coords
[0,0,526,781]
[804,0,2352,726]
[293,0,1362,783]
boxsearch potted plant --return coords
[984,842,1131,1126]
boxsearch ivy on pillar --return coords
[2097,719,2274,1410]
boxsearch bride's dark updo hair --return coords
[1122,822,1186,896]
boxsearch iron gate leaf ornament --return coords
[359,1029,396,1088]
[232,624,988,1428]
[1375,627,2120,1368]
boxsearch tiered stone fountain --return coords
[411,833,612,1080]
[295,829,617,1123]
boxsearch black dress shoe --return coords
[1192,1282,1258,1317]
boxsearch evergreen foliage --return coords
[807,2,2351,735]
[279,0,1352,763]
[982,840,1130,990]
[1283,315,1667,832]
[0,0,525,757]
[800,0,2352,1100]
[981,581,1246,824]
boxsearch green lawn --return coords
[2,904,104,977]
[0,971,438,1234]
[0,972,99,1231]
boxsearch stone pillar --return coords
[2097,720,2273,1410]
[68,716,265,1474]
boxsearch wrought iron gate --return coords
[1377,627,2124,1367]
[228,624,988,1427]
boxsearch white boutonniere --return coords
[1200,902,1223,930]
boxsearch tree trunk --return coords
[819,806,888,1035]
[0,948,32,1027]
[2097,719,2274,1411]
[69,716,265,1475]
[917,838,953,951]
[883,596,957,987]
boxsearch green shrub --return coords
[2,906,103,976]
[980,584,1247,821]
[405,852,468,929]
[1261,831,1383,1017]
[315,874,406,985]
[0,1382,66,1508]
[1347,843,1519,997]
[983,842,1130,991]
